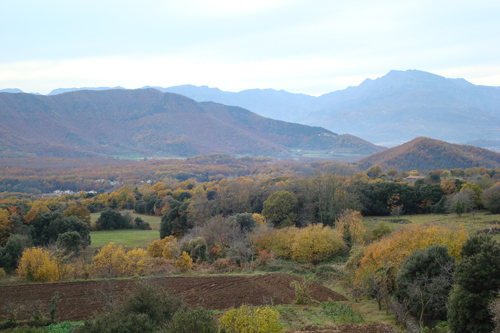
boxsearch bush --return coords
[17,247,59,282]
[219,305,284,333]
[447,234,500,333]
[175,251,192,273]
[490,296,500,333]
[95,209,130,230]
[371,221,393,240]
[74,282,185,333]
[182,237,207,261]
[165,307,218,333]
[93,242,147,277]
[0,267,5,277]
[56,231,83,254]
[134,217,151,230]
[396,245,455,326]
[0,234,32,269]
[314,265,345,281]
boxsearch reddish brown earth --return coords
[292,323,397,333]
[0,273,346,322]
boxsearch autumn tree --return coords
[93,242,147,277]
[0,208,13,246]
[63,204,91,228]
[355,224,467,285]
[17,247,62,282]
[481,184,500,214]
[335,209,366,246]
[387,194,404,218]
[366,165,383,179]
[262,190,298,228]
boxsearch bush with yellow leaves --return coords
[93,242,147,278]
[252,224,345,264]
[219,305,284,333]
[147,236,179,259]
[175,251,192,273]
[16,247,69,282]
[354,223,467,284]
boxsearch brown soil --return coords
[292,323,397,333]
[0,273,346,322]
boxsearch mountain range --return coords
[19,69,498,148]
[0,89,384,159]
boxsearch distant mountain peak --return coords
[0,88,24,93]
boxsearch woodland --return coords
[1,156,500,333]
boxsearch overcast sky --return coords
[1,0,499,95]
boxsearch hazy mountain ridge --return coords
[0,89,384,159]
[357,137,500,171]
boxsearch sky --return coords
[0,0,499,95]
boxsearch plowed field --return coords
[0,273,346,322]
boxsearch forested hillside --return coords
[357,137,500,171]
[0,89,384,159]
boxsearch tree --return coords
[481,184,500,214]
[396,245,455,328]
[448,234,500,333]
[57,231,83,254]
[290,224,344,264]
[175,251,192,273]
[262,190,298,227]
[0,208,13,246]
[30,211,90,247]
[0,234,32,269]
[335,209,366,246]
[63,205,91,228]
[230,213,256,232]
[366,165,383,179]
[95,209,130,230]
[160,200,192,238]
[387,194,404,218]
[447,190,473,217]
[17,247,59,282]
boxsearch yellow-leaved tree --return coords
[335,209,366,246]
[0,208,13,246]
[147,236,179,259]
[17,247,60,282]
[291,224,344,264]
[175,251,192,273]
[251,224,345,264]
[354,223,467,284]
[93,242,147,277]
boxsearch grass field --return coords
[363,211,500,240]
[89,210,162,248]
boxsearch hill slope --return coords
[0,89,384,159]
[357,137,500,171]
[147,70,500,146]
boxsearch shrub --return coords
[134,217,151,230]
[0,267,5,277]
[56,231,83,254]
[490,296,500,333]
[182,237,207,261]
[17,247,59,282]
[447,234,500,333]
[291,224,344,264]
[175,251,192,273]
[252,224,345,264]
[95,209,130,230]
[371,221,393,240]
[165,307,218,333]
[163,241,180,260]
[219,305,284,333]
[396,245,455,326]
[212,258,238,273]
[147,236,178,258]
[355,224,467,284]
[74,282,185,333]
[93,242,147,277]
[0,234,32,270]
[335,210,366,246]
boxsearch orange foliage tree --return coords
[355,223,467,284]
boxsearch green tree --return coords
[262,191,298,227]
[57,231,83,254]
[448,234,500,333]
[396,245,455,327]
[366,165,383,179]
[0,234,32,269]
[95,209,130,230]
